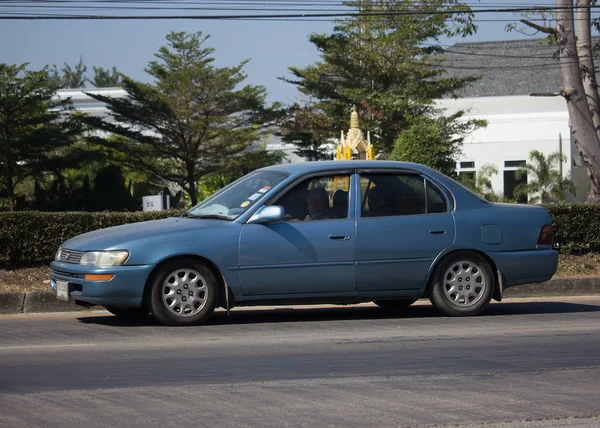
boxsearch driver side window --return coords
[274,174,350,221]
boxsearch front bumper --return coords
[50,260,155,308]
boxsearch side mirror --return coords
[247,205,286,224]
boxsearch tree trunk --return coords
[575,0,600,134]
[556,0,600,202]
[186,161,198,206]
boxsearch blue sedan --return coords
[50,161,558,326]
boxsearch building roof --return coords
[442,38,568,97]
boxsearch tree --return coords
[279,100,335,161]
[458,163,504,202]
[89,66,122,88]
[0,63,82,210]
[92,165,136,211]
[509,1,600,202]
[390,114,484,176]
[83,32,282,206]
[51,56,87,89]
[514,150,577,203]
[280,0,482,159]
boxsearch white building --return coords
[54,38,593,202]
[437,38,593,202]
[437,95,588,202]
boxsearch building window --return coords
[503,160,527,203]
[504,160,526,168]
[458,161,476,184]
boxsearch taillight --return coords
[538,224,553,245]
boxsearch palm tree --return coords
[514,150,577,203]
[88,66,122,88]
[459,163,504,202]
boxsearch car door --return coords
[355,171,455,291]
[238,172,356,296]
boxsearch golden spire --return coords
[350,106,359,129]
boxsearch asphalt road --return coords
[1,298,599,428]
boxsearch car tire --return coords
[428,252,494,317]
[149,258,218,326]
[373,298,418,310]
[104,306,149,319]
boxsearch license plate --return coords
[56,280,69,301]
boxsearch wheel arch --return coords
[142,254,234,311]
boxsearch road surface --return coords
[1,298,599,427]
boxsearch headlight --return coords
[79,251,129,266]
[55,247,62,261]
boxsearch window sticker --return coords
[258,186,272,194]
[248,193,262,201]
[240,201,250,208]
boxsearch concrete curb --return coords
[0,276,599,315]
[503,276,600,298]
[22,290,93,313]
[0,292,25,315]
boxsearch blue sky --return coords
[0,0,559,104]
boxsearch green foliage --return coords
[89,66,121,87]
[91,165,137,211]
[280,0,482,158]
[0,62,83,210]
[390,116,485,176]
[0,210,184,265]
[83,31,282,205]
[514,150,576,203]
[197,174,234,202]
[544,203,600,254]
[2,203,600,265]
[50,56,87,89]
[457,163,506,202]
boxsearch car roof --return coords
[258,160,433,175]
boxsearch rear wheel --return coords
[149,259,218,326]
[104,306,149,319]
[428,252,494,317]
[373,298,418,310]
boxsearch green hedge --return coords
[0,210,184,266]
[1,204,599,266]
[544,203,600,254]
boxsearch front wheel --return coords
[428,252,494,317]
[148,259,218,326]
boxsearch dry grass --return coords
[555,253,600,278]
[0,254,599,293]
[0,265,51,293]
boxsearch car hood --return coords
[61,217,239,251]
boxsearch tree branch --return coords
[520,19,557,35]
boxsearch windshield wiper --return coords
[182,213,233,221]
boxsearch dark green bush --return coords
[1,204,599,266]
[544,203,600,254]
[0,210,184,266]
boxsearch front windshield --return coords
[187,171,289,220]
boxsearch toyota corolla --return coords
[50,161,558,326]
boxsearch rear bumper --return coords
[487,249,558,288]
[50,261,155,308]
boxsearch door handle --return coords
[429,229,447,235]
[329,234,350,240]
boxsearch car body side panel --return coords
[355,213,455,291]
[238,220,356,296]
